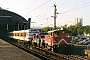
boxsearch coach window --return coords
[24,33,26,36]
[12,33,14,36]
[16,33,18,36]
[15,33,16,36]
[21,33,23,36]
[16,33,17,36]
[18,33,19,36]
[17,33,18,36]
[11,33,13,36]
[13,33,14,36]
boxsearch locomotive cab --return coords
[44,29,72,51]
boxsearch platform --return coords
[0,39,40,60]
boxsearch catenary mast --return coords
[54,4,57,29]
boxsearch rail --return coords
[4,38,90,60]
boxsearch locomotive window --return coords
[48,33,52,37]
[54,31,60,37]
[48,33,52,35]
[66,32,71,38]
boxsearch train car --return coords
[8,29,72,53]
[31,32,48,47]
[8,29,40,45]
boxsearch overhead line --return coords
[43,0,73,14]
[11,0,51,21]
[24,0,51,16]
[59,2,90,14]
[58,0,73,7]
[30,0,73,18]
[25,0,38,11]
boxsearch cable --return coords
[30,0,73,19]
[28,0,73,19]
[31,1,90,27]
[43,0,73,15]
[59,2,90,14]
[58,0,73,7]
[11,0,39,21]
[24,0,51,16]
[30,0,74,26]
[24,0,38,11]
[74,0,78,8]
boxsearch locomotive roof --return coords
[48,29,71,33]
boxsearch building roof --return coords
[0,7,28,24]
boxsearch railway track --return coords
[12,43,51,60]
[12,42,65,60]
[5,38,90,60]
[11,42,90,60]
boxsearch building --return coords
[0,7,28,38]
[67,18,83,27]
[0,7,28,31]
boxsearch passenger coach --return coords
[8,29,40,43]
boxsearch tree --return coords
[83,25,90,36]
[75,22,82,27]
[67,26,77,36]
[41,27,54,32]
[76,26,83,35]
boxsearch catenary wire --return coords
[24,0,51,16]
[59,2,90,14]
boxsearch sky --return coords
[0,0,90,28]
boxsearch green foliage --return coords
[40,23,90,36]
[72,39,77,44]
[41,27,54,32]
[67,25,77,36]
[67,22,84,36]
[83,25,90,35]
[75,22,82,27]
[77,27,83,34]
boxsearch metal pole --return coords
[7,24,8,30]
[28,18,31,29]
[54,4,57,29]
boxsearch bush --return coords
[72,39,78,44]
